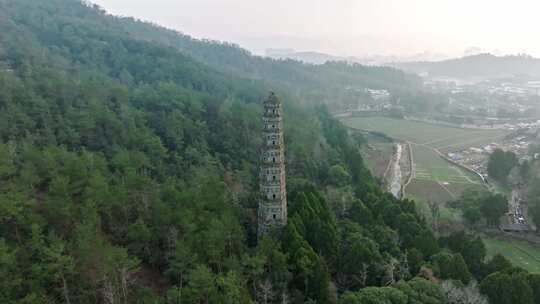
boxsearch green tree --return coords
[463,206,482,228]
[282,221,330,303]
[480,194,507,227]
[256,236,291,301]
[165,242,198,303]
[527,274,540,304]
[432,252,472,284]
[185,265,217,304]
[482,254,512,278]
[487,149,518,182]
[0,239,21,302]
[126,218,152,261]
[216,271,252,304]
[43,235,75,304]
[444,232,486,277]
[340,287,407,304]
[328,164,351,186]
[480,270,533,304]
[393,278,442,304]
[528,198,540,234]
[407,249,424,276]
[337,226,382,291]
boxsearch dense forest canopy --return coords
[1,0,539,303]
[46,1,422,111]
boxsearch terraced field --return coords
[411,144,480,185]
[343,117,507,204]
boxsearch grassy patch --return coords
[483,236,540,274]
[343,117,509,148]
[361,133,395,180]
[405,180,454,203]
[412,144,481,184]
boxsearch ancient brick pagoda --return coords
[258,92,287,237]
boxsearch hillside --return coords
[0,0,429,302]
[394,53,540,79]
[0,1,539,303]
[86,10,422,110]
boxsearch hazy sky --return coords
[91,0,540,58]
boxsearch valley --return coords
[343,115,540,273]
[343,116,505,202]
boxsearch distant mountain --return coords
[393,53,540,79]
[265,49,450,66]
[266,49,348,65]
[103,18,422,111]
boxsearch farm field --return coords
[411,144,481,185]
[343,117,503,204]
[343,116,510,149]
[483,236,540,274]
[361,133,395,181]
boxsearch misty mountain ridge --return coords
[266,49,349,65]
[393,53,540,80]
[265,48,450,66]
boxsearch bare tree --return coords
[441,280,488,304]
[257,280,274,304]
[381,258,399,286]
[280,292,290,304]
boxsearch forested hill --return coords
[394,53,540,79]
[111,16,421,93]
[1,1,537,303]
[44,1,422,110]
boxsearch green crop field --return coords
[483,236,540,274]
[411,144,480,184]
[361,133,395,180]
[343,117,509,150]
[343,117,505,204]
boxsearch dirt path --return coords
[437,181,457,199]
[390,144,403,198]
[402,142,415,197]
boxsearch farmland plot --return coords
[344,117,505,203]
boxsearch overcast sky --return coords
[90,0,540,58]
